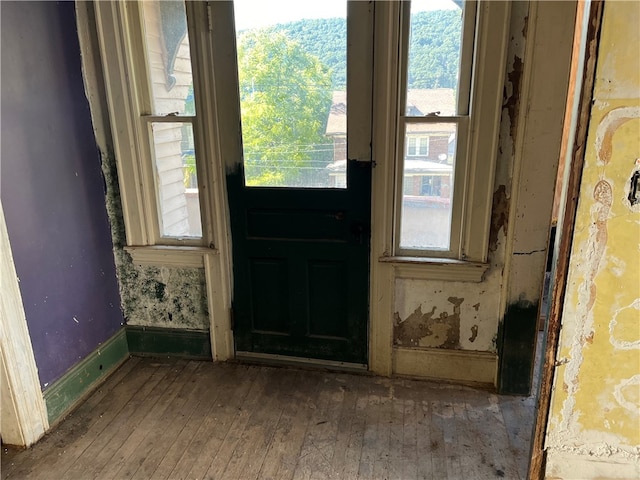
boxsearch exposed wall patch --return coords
[489,185,509,253]
[393,297,464,349]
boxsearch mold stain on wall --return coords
[99,148,208,330]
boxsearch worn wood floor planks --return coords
[2,357,537,480]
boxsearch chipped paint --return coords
[469,325,478,343]
[391,0,531,366]
[545,3,640,477]
[393,297,464,349]
[489,185,509,253]
[504,55,523,142]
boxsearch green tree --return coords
[408,10,463,89]
[237,29,333,186]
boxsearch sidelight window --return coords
[390,0,510,261]
[139,0,203,240]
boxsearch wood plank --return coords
[255,370,313,480]
[0,357,140,480]
[220,368,297,480]
[158,363,239,479]
[268,372,325,480]
[387,389,405,480]
[428,396,448,479]
[2,359,540,480]
[356,380,388,480]
[371,383,391,480]
[61,360,192,479]
[400,391,418,480]
[178,364,260,480]
[303,374,347,480]
[293,375,341,480]
[15,358,159,480]
[413,385,435,480]
[199,366,275,479]
[328,373,363,480]
[127,361,218,480]
[337,375,368,480]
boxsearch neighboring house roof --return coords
[326,91,347,136]
[406,88,456,116]
[326,88,456,136]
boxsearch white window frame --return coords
[94,1,217,252]
[379,0,511,264]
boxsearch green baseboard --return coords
[125,325,212,359]
[43,328,129,426]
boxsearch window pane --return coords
[399,123,457,250]
[407,137,417,156]
[233,0,346,188]
[418,139,429,156]
[405,0,464,116]
[150,122,202,238]
[141,0,195,116]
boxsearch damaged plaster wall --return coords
[496,0,577,395]
[394,281,498,351]
[393,2,530,354]
[76,3,209,332]
[97,110,209,331]
[545,2,640,478]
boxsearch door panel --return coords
[308,260,348,338]
[228,161,370,364]
[249,258,289,333]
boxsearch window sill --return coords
[379,256,489,282]
[124,245,218,268]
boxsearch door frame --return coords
[0,202,49,446]
[528,1,603,477]
[207,1,375,366]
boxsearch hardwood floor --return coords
[2,356,537,480]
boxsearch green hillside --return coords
[266,9,462,90]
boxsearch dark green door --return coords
[226,3,372,365]
[227,162,370,364]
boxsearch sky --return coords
[233,0,460,31]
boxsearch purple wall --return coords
[1,1,124,389]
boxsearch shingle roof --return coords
[326,88,456,136]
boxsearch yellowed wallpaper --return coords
[545,2,640,478]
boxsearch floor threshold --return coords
[234,351,369,373]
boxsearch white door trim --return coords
[0,202,49,446]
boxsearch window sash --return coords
[126,2,205,246]
[395,0,476,258]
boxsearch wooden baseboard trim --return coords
[43,328,129,426]
[126,325,212,359]
[393,347,497,387]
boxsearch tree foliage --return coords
[272,9,462,90]
[407,10,463,89]
[273,18,347,89]
[234,10,462,185]
[237,29,333,185]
